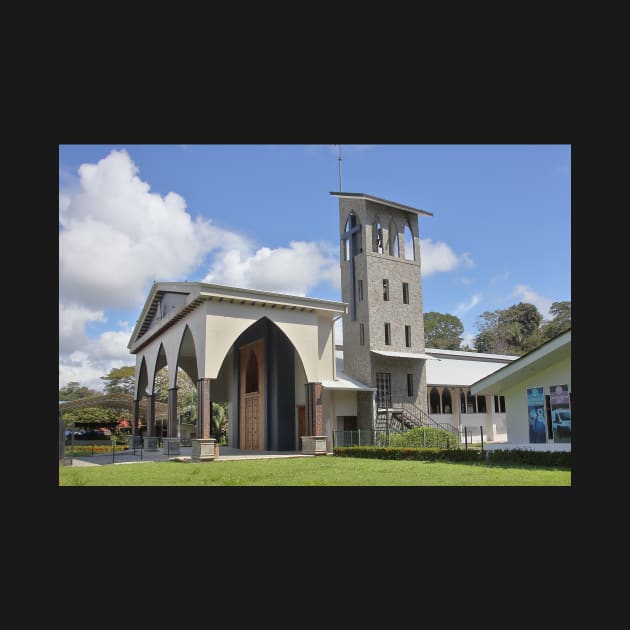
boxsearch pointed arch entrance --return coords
[239,338,265,449]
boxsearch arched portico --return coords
[128,282,346,450]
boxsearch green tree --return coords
[423,312,464,350]
[473,302,543,355]
[101,366,136,395]
[62,406,119,426]
[541,300,571,341]
[59,381,101,401]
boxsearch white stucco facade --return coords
[471,330,571,451]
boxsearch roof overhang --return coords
[470,330,571,395]
[371,350,434,360]
[321,373,375,392]
[330,192,433,217]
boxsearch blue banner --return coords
[526,386,547,443]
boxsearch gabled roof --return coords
[470,329,571,395]
[128,281,348,352]
[330,192,433,217]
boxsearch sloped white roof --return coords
[334,348,517,388]
[321,352,375,391]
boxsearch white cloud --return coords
[461,331,475,348]
[420,238,474,276]
[59,304,107,354]
[454,293,482,315]
[59,149,219,312]
[202,240,340,296]
[511,284,553,319]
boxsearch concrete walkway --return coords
[67,445,316,467]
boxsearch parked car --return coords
[74,429,112,440]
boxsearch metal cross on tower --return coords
[341,214,361,320]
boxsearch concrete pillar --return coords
[168,387,178,437]
[486,394,496,441]
[132,398,140,436]
[197,378,211,439]
[147,394,156,437]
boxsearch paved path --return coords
[67,445,316,467]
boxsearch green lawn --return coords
[58,455,571,486]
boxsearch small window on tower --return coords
[384,323,391,345]
[402,282,409,304]
[405,325,412,347]
[383,279,389,301]
[358,279,363,301]
[359,323,365,346]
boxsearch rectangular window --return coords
[402,282,409,304]
[359,323,365,346]
[494,395,506,413]
[405,325,411,347]
[358,279,363,301]
[466,391,477,413]
[407,373,413,397]
[384,322,391,345]
[477,395,487,413]
[383,279,389,301]
[376,372,391,408]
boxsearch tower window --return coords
[383,279,389,301]
[407,373,414,397]
[358,279,363,301]
[404,223,415,260]
[402,282,409,304]
[373,221,384,253]
[405,325,411,348]
[384,323,391,345]
[359,323,365,346]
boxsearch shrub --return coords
[387,426,456,449]
[486,449,571,468]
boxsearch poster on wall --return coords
[550,384,571,443]
[526,387,547,443]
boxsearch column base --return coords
[191,438,216,462]
[301,436,328,455]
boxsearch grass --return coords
[58,455,571,486]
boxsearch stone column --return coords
[147,394,156,437]
[197,378,212,439]
[132,398,140,436]
[168,387,178,437]
[305,382,323,435]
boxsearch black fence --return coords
[333,426,485,449]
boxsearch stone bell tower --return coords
[332,191,433,422]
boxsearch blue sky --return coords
[59,144,571,392]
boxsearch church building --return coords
[128,191,511,452]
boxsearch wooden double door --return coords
[239,339,265,450]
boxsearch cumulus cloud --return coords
[511,284,553,319]
[203,240,340,296]
[59,304,107,354]
[59,149,219,311]
[420,238,474,276]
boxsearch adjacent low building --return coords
[470,329,571,451]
